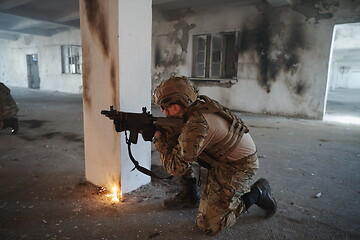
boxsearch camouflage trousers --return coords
[195,153,259,235]
[0,83,18,121]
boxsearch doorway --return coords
[26,54,40,89]
[324,23,360,124]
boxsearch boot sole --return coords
[252,178,277,218]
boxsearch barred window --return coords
[61,45,82,74]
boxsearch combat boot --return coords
[162,177,200,210]
[251,178,277,218]
[2,117,19,134]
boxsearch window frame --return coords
[192,31,238,81]
[61,45,82,74]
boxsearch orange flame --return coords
[105,185,121,202]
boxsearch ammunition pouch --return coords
[198,151,258,170]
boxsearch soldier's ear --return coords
[169,104,183,115]
[173,104,183,112]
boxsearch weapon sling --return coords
[125,131,173,180]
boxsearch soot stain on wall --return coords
[84,0,109,57]
[81,39,92,108]
[294,80,307,96]
[239,15,278,93]
[255,15,273,93]
[239,13,307,95]
[110,58,118,106]
[171,20,196,53]
[283,24,307,75]
[155,20,195,68]
[154,44,161,68]
[84,0,118,110]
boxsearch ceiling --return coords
[0,0,79,40]
[0,0,293,41]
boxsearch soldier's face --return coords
[161,104,183,117]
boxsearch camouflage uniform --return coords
[153,97,258,235]
[0,83,18,121]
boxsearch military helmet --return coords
[153,76,198,108]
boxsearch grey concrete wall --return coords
[152,0,360,119]
[0,29,82,94]
[1,0,359,119]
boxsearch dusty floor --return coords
[0,87,359,240]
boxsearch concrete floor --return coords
[325,89,360,124]
[0,87,359,240]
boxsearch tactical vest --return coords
[184,95,249,164]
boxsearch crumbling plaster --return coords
[152,0,360,119]
[0,29,82,94]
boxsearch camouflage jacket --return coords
[153,95,256,176]
[0,83,18,120]
[153,112,208,176]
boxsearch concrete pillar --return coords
[79,0,151,194]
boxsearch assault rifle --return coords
[101,106,184,179]
[101,106,183,143]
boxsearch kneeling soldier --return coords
[152,76,277,235]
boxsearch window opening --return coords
[324,23,360,124]
[192,32,237,80]
[61,45,82,74]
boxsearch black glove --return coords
[197,159,212,170]
[141,126,157,141]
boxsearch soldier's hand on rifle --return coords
[150,130,162,143]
